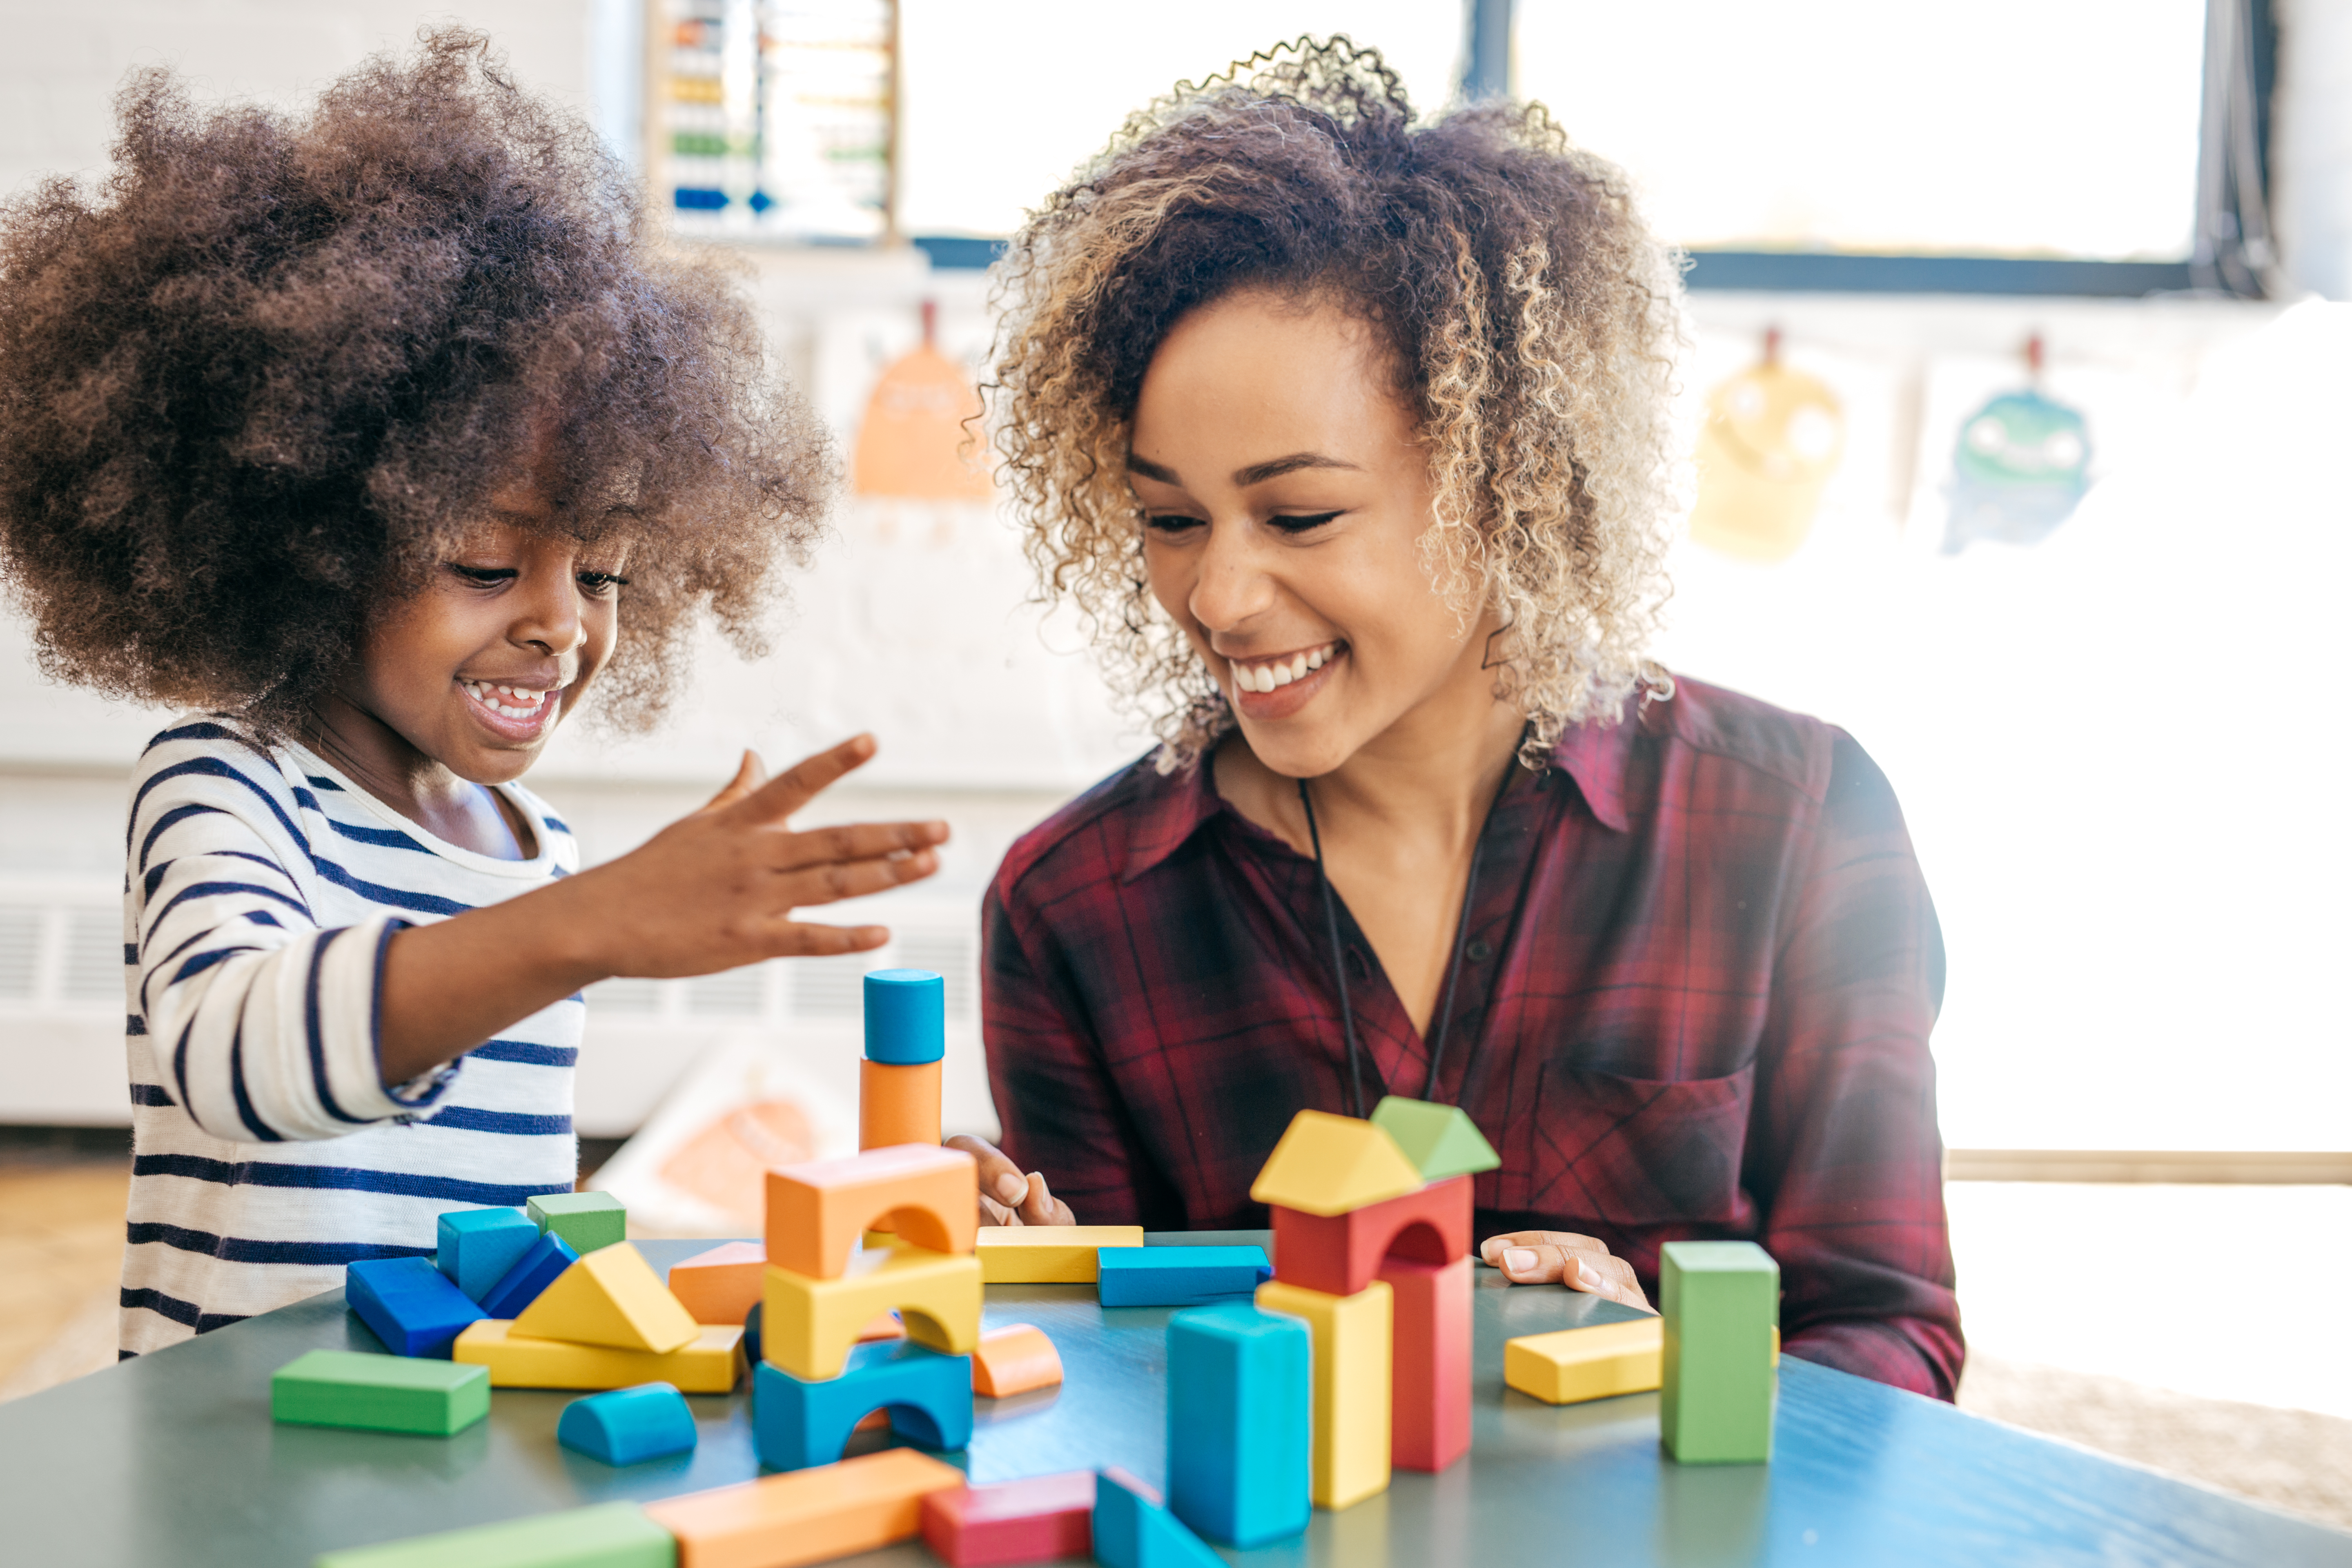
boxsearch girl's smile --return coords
[456,675,566,742]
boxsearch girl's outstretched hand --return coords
[570,735,949,977]
[376,735,945,1086]
[1479,1229,1655,1315]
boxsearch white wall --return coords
[2276,0,2352,298]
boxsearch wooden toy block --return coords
[919,1471,1094,1568]
[746,1301,902,1365]
[751,1339,973,1470]
[1268,1172,1472,1296]
[764,1145,977,1280]
[1092,1468,1224,1568]
[452,1320,743,1393]
[641,1445,965,1568]
[530,1191,628,1255]
[436,1207,541,1303]
[1381,1255,1471,1472]
[1255,1277,1393,1510]
[970,1323,1062,1397]
[863,967,947,1064]
[761,1247,982,1380]
[557,1382,700,1466]
[1096,1245,1271,1307]
[666,1241,767,1325]
[973,1225,1145,1283]
[1503,1316,1662,1405]
[513,1243,698,1353]
[1165,1302,1311,1548]
[271,1349,489,1437]
[1367,1096,1500,1181]
[345,1256,486,1358]
[479,1233,581,1319]
[1247,1110,1422,1217]
[312,1501,675,1568]
[859,1057,943,1152]
[1660,1239,1778,1464]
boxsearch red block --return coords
[1383,1254,1472,1473]
[1269,1173,1472,1296]
[920,1470,1095,1567]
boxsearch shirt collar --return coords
[1118,711,1636,884]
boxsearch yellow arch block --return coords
[763,1246,982,1381]
[1248,1110,1423,1217]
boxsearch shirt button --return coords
[1466,939,1495,962]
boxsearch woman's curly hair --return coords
[0,28,827,733]
[988,37,1681,768]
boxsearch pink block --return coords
[920,1470,1096,1566]
[1383,1254,1472,1473]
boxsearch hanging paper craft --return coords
[1688,329,1844,564]
[1942,336,2090,554]
[851,301,994,503]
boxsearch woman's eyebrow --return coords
[1232,452,1361,486]
[1127,453,1181,484]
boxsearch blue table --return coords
[1,1234,2343,1566]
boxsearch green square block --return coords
[1659,1240,1778,1464]
[272,1350,490,1436]
[528,1191,626,1255]
[314,1501,675,1568]
[1369,1095,1500,1181]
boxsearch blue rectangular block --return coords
[1096,1247,1272,1308]
[1166,1303,1310,1547]
[1093,1470,1223,1568]
[476,1232,579,1320]
[752,1339,972,1472]
[345,1256,486,1358]
[436,1207,540,1303]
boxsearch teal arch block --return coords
[557,1383,699,1466]
[751,1338,973,1471]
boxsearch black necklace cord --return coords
[1297,776,1367,1118]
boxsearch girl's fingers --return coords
[698,750,769,814]
[736,735,878,824]
[772,849,940,909]
[764,820,949,873]
[762,920,891,958]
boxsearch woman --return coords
[957,41,1960,1398]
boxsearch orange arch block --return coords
[766,1145,978,1281]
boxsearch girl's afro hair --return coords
[0,27,829,732]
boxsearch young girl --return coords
[0,32,947,1356]
[965,42,1961,1397]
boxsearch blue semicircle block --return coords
[557,1382,699,1466]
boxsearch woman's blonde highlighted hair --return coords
[989,37,1682,770]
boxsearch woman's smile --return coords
[1226,640,1346,718]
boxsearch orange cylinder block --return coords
[860,1057,943,1151]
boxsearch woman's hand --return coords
[1479,1229,1655,1315]
[946,1134,1075,1227]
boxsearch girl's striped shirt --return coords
[119,717,583,1356]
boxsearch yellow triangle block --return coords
[511,1242,698,1352]
[1247,1110,1424,1217]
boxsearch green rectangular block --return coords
[528,1191,626,1255]
[1659,1240,1777,1464]
[314,1501,675,1568]
[272,1350,490,1436]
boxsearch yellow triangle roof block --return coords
[511,1242,698,1353]
[1248,1110,1424,1217]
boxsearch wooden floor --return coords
[0,1149,2345,1534]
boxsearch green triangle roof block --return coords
[1371,1096,1501,1181]
[1249,1109,1425,1216]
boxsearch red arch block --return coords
[1268,1174,1471,1297]
[765,1145,977,1281]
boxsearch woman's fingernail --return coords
[1576,1261,1604,1291]
[1503,1248,1538,1274]
[995,1173,1027,1203]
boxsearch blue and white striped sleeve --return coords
[129,742,457,1142]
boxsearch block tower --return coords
[1250,1097,1497,1506]
[753,969,985,1471]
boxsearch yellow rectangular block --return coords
[644,1447,965,1568]
[512,1242,698,1352]
[1505,1317,1663,1404]
[763,1246,982,1381]
[452,1319,743,1392]
[1257,1276,1392,1510]
[973,1225,1146,1283]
